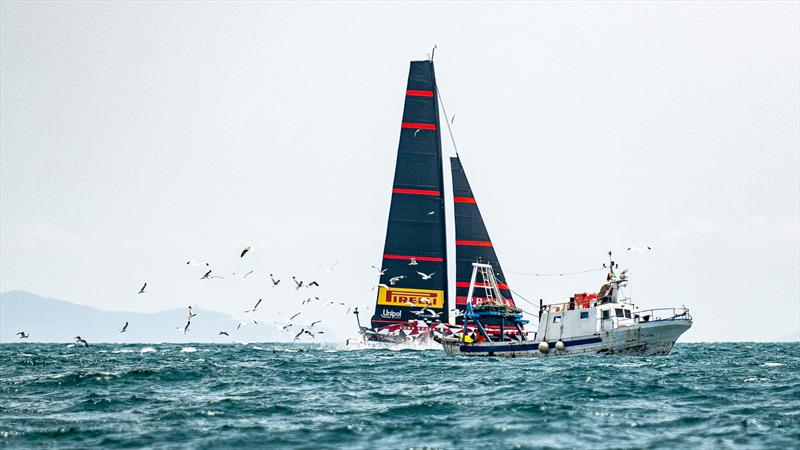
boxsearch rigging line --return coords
[506,266,605,277]
[436,87,459,156]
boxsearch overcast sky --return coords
[1,2,798,342]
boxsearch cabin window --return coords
[553,315,561,324]
[624,309,632,319]
[580,311,589,319]
[602,310,610,319]
[615,308,624,318]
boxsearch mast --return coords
[371,60,449,330]
[450,155,516,320]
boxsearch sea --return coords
[1,342,798,449]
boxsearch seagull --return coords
[345,338,352,346]
[186,259,210,267]
[237,319,258,330]
[218,331,229,336]
[120,322,128,333]
[304,330,323,339]
[244,298,262,313]
[372,283,390,292]
[294,329,305,340]
[451,114,455,124]
[417,271,435,280]
[74,336,89,347]
[309,320,322,328]
[277,322,294,332]
[389,276,405,286]
[232,270,254,281]
[138,283,147,294]
[371,266,388,276]
[16,331,28,339]
[320,260,339,274]
[326,301,345,306]
[292,277,304,290]
[187,306,197,319]
[270,274,280,286]
[414,129,421,137]
[240,245,253,258]
[201,269,223,279]
[408,257,418,266]
[427,210,435,215]
[183,320,191,334]
[627,246,653,253]
[307,281,320,287]
[289,312,301,321]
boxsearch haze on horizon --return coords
[1,2,798,342]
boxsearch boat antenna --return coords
[430,44,437,62]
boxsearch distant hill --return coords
[0,291,338,343]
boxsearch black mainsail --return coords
[370,60,449,331]
[450,155,516,319]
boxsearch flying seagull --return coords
[138,283,147,294]
[232,270,254,281]
[186,259,210,267]
[389,276,405,286]
[294,329,305,340]
[187,306,197,319]
[417,271,435,280]
[74,336,89,347]
[309,320,322,328]
[183,320,191,334]
[414,128,422,137]
[371,266,388,276]
[16,331,28,339]
[237,319,258,330]
[245,298,262,313]
[120,322,128,333]
[218,331,229,336]
[320,260,339,275]
[270,274,280,286]
[240,245,253,258]
[292,277,304,290]
[627,246,653,253]
[408,257,418,266]
[307,280,320,287]
[289,312,301,321]
[345,338,352,346]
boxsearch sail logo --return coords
[377,287,444,309]
[381,309,402,319]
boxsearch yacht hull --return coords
[439,318,692,357]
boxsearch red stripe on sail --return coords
[391,188,441,196]
[406,90,434,97]
[455,281,509,289]
[454,197,476,203]
[455,240,493,247]
[402,122,436,130]
[383,254,444,262]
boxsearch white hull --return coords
[440,318,692,357]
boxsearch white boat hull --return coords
[439,318,692,357]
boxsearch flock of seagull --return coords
[14,245,373,346]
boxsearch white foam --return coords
[180,347,198,353]
[112,349,134,353]
[140,347,156,353]
[762,362,785,367]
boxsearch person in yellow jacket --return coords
[463,333,474,344]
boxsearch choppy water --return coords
[1,342,798,449]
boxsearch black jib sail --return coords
[450,155,516,320]
[371,60,449,330]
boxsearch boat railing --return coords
[634,307,692,323]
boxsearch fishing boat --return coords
[360,56,518,344]
[437,256,693,357]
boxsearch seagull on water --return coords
[270,274,280,286]
[138,283,147,294]
[120,322,128,333]
[16,331,29,339]
[244,299,262,313]
[74,336,89,347]
[417,271,435,280]
[240,245,253,258]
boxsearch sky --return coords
[1,2,798,342]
